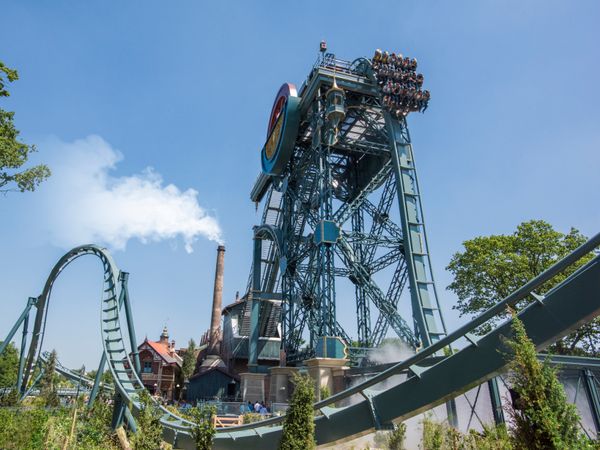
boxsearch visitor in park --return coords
[239,402,246,415]
[259,402,268,415]
[254,400,261,412]
[247,401,253,412]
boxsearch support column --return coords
[240,372,267,403]
[584,369,600,433]
[305,357,349,400]
[488,377,505,425]
[269,366,299,403]
[16,304,31,394]
[249,235,262,371]
[120,272,141,376]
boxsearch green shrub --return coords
[131,390,163,450]
[242,412,263,424]
[505,311,588,450]
[388,422,406,450]
[0,407,51,450]
[421,417,444,450]
[279,372,316,450]
[77,400,118,449]
[188,404,216,450]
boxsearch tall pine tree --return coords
[279,373,316,450]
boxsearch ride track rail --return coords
[3,234,599,449]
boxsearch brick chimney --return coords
[208,245,225,355]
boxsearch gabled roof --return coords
[139,339,183,366]
[189,364,239,382]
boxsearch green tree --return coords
[181,338,197,381]
[0,340,18,387]
[0,61,50,193]
[279,373,316,450]
[188,404,216,450]
[446,220,597,355]
[504,310,587,450]
[131,389,163,450]
[39,349,60,407]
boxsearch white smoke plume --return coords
[368,339,415,365]
[39,135,222,252]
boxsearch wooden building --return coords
[135,327,183,401]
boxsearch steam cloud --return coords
[40,135,222,252]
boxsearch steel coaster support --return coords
[0,296,37,356]
[337,236,417,347]
[248,235,262,371]
[385,114,447,348]
[487,377,505,425]
[88,353,107,407]
[316,138,337,338]
[446,398,458,428]
[111,393,127,430]
[120,272,141,376]
[15,300,33,394]
[583,369,600,432]
[352,209,371,346]
[20,363,44,401]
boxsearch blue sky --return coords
[1,1,599,369]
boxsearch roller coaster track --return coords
[2,235,599,449]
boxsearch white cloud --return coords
[39,135,222,252]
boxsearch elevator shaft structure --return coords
[250,54,447,362]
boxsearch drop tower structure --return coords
[247,47,448,366]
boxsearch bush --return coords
[242,412,263,424]
[0,388,19,406]
[279,372,316,450]
[374,423,407,450]
[131,390,163,450]
[188,405,216,450]
[388,423,406,450]
[421,417,513,450]
[421,417,444,450]
[505,311,587,450]
[0,407,50,450]
[77,400,118,449]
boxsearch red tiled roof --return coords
[141,339,183,366]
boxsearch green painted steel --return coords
[584,369,600,432]
[211,247,600,449]
[1,237,599,449]
[2,52,600,449]
[386,114,448,348]
[249,53,446,361]
[487,377,505,425]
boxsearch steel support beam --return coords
[584,369,600,432]
[120,272,140,376]
[488,377,505,425]
[248,236,262,370]
[0,296,36,356]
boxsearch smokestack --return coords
[208,245,225,355]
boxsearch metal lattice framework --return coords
[2,234,600,450]
[249,54,448,363]
[3,51,600,450]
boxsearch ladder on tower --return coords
[386,115,448,348]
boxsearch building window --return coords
[143,361,153,373]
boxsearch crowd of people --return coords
[371,49,430,117]
[240,400,270,415]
